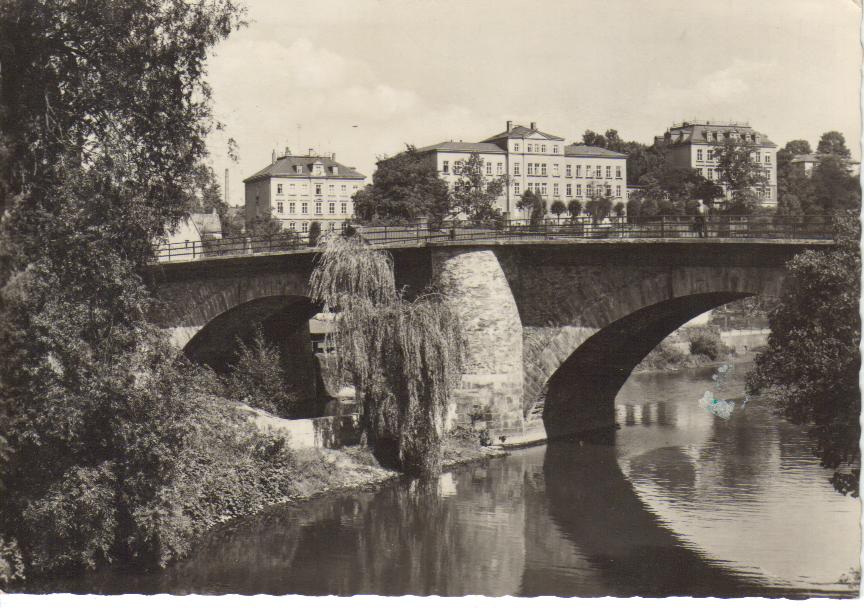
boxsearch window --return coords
[315,201,322,214]
[514,162,521,176]
[497,162,503,175]
[453,161,462,175]
[329,202,335,214]
[553,146,559,154]
[541,183,547,195]
[301,222,308,232]
[541,145,547,153]
[341,185,347,193]
[615,166,622,179]
[553,183,559,196]
[753,152,760,163]
[329,222,335,231]
[301,202,308,214]
[541,163,547,176]
[514,143,520,152]
[289,222,295,230]
[341,202,347,214]
[486,162,492,176]
[697,149,703,161]
[514,182,520,195]
[605,166,611,179]
[576,184,582,197]
[587,184,594,197]
[605,184,612,197]
[707,149,714,161]
[277,184,283,194]
[527,144,533,153]
[290,183,296,192]
[595,166,602,178]
[707,168,714,180]
[616,185,622,198]
[329,184,335,193]
[443,160,449,174]
[527,163,533,176]
[585,165,591,177]
[575,165,582,178]
[277,201,283,213]
[566,165,572,178]
[289,202,295,213]
[552,164,559,176]
[765,154,771,164]
[315,184,322,195]
[566,184,572,196]
[353,184,359,190]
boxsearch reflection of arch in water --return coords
[531,441,769,598]
[543,291,755,439]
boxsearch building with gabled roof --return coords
[656,120,778,206]
[244,148,366,233]
[790,153,860,177]
[416,121,628,219]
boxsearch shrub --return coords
[223,327,296,418]
[309,221,322,246]
[688,327,729,360]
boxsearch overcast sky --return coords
[204,0,862,206]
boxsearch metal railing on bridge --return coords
[154,215,837,262]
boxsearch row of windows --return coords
[695,149,772,164]
[514,182,622,198]
[285,220,347,232]
[515,162,623,179]
[513,143,560,154]
[275,183,361,195]
[276,201,351,215]
[696,167,772,181]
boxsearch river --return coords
[44,362,860,597]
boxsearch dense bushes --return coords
[223,327,298,418]
[687,327,731,360]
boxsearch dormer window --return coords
[313,162,324,176]
[331,166,339,175]
[295,165,303,173]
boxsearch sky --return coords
[204,0,863,206]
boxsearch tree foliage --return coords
[585,197,613,222]
[567,198,583,218]
[0,0,246,578]
[550,199,566,219]
[516,190,546,226]
[816,131,851,158]
[748,214,861,496]
[451,152,506,222]
[308,236,463,476]
[352,145,451,224]
[712,139,769,214]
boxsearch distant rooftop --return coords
[414,141,506,154]
[244,154,366,183]
[564,144,628,159]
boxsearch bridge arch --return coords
[514,266,784,439]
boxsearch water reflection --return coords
[39,364,859,598]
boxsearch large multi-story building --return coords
[244,148,366,233]
[415,121,628,218]
[655,120,778,206]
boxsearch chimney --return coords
[271,149,276,164]
[530,121,537,130]
[331,152,336,161]
[308,147,314,156]
[284,146,291,156]
[506,120,513,131]
[224,168,229,206]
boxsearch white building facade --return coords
[244,149,366,233]
[415,121,628,219]
[656,121,778,207]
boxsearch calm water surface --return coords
[48,363,860,597]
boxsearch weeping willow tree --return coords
[309,235,463,476]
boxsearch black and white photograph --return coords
[0,0,861,603]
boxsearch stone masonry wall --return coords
[432,248,525,435]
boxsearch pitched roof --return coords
[482,124,564,142]
[244,155,366,183]
[414,141,506,154]
[663,122,776,147]
[189,211,222,235]
[791,153,860,165]
[564,144,628,159]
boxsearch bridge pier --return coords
[432,248,525,436]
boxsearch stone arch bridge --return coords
[149,239,829,440]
